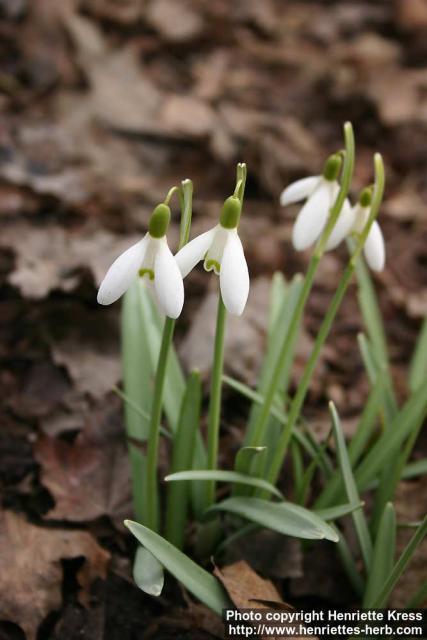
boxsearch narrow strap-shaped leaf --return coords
[372,515,427,608]
[223,374,332,473]
[363,503,396,607]
[233,446,267,497]
[353,250,397,418]
[315,502,364,521]
[315,382,382,509]
[208,496,339,542]
[165,371,202,549]
[329,402,373,570]
[355,384,427,491]
[409,316,427,392]
[125,520,230,614]
[165,470,283,499]
[122,281,152,441]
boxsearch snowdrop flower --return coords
[327,188,385,272]
[175,196,249,316]
[97,203,184,318]
[280,154,352,251]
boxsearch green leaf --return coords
[122,281,152,441]
[402,457,427,480]
[329,402,373,570]
[166,470,283,499]
[315,382,382,509]
[223,375,332,474]
[315,502,364,521]
[363,503,396,607]
[234,446,267,474]
[209,497,339,542]
[372,514,427,607]
[133,546,164,596]
[125,520,230,614]
[138,287,185,431]
[113,386,171,439]
[409,316,427,393]
[268,272,287,337]
[353,255,397,416]
[165,371,202,549]
[233,446,267,497]
[355,383,427,491]
[244,274,304,448]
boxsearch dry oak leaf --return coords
[0,509,110,640]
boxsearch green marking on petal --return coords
[204,259,221,275]
[139,268,155,280]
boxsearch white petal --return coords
[174,227,216,278]
[280,176,321,207]
[219,232,249,316]
[364,221,385,272]
[154,241,184,318]
[97,236,148,305]
[325,199,355,250]
[280,176,321,206]
[292,181,331,251]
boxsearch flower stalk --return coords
[265,152,385,488]
[244,122,355,459]
[145,179,193,532]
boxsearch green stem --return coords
[266,152,384,487]
[247,123,355,455]
[145,317,175,531]
[266,263,354,484]
[205,295,227,506]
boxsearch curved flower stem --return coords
[265,153,385,488]
[205,295,227,507]
[245,122,355,456]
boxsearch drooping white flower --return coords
[175,196,249,316]
[353,205,385,272]
[280,154,351,251]
[315,188,386,272]
[97,204,184,318]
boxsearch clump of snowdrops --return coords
[98,123,427,612]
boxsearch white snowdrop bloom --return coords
[175,196,249,316]
[97,204,184,318]
[351,198,385,272]
[280,154,351,252]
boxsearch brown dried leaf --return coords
[34,402,132,525]
[0,509,110,640]
[214,560,282,609]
